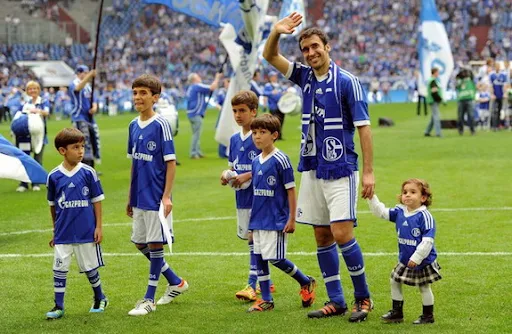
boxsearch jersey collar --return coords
[58,162,83,178]
[258,148,279,164]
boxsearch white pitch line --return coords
[0,251,511,259]
[1,207,511,237]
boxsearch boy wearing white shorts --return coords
[126,75,188,316]
[221,90,272,301]
[246,114,316,312]
[46,127,107,319]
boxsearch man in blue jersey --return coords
[263,71,285,139]
[263,13,375,321]
[186,72,222,159]
[69,65,101,168]
[46,127,107,319]
[251,70,264,98]
[489,62,508,130]
[126,74,188,316]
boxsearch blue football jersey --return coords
[228,131,261,209]
[186,83,211,118]
[69,78,93,122]
[263,83,284,110]
[47,163,105,244]
[478,92,490,110]
[249,149,295,231]
[127,115,176,211]
[287,62,370,174]
[388,205,437,269]
[490,72,507,98]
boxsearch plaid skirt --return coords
[391,261,442,286]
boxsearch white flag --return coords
[418,0,454,92]
[215,0,270,147]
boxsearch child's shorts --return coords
[131,207,171,244]
[236,209,251,240]
[252,230,288,261]
[53,243,104,273]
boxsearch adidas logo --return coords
[68,182,75,188]
[258,170,263,175]
[315,88,323,95]
[139,135,143,140]
[240,147,245,151]
[403,221,408,226]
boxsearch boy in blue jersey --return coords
[246,114,316,312]
[69,65,101,168]
[220,90,273,301]
[126,74,188,316]
[45,127,107,319]
[264,14,375,321]
[476,83,491,130]
[368,179,441,324]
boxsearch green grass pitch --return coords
[1,102,511,333]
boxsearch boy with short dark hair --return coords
[247,114,316,312]
[221,90,275,301]
[127,74,188,316]
[46,127,107,319]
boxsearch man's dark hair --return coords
[298,27,329,49]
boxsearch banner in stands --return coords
[16,61,75,87]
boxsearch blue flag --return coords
[143,0,244,32]
[418,0,454,92]
[0,135,48,184]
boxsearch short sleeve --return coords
[276,153,295,189]
[286,62,309,87]
[47,174,55,206]
[420,211,436,239]
[228,136,235,167]
[159,119,176,161]
[127,123,133,159]
[342,75,370,127]
[89,170,105,203]
[389,206,401,222]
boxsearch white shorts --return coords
[53,243,104,273]
[252,230,287,261]
[296,170,359,226]
[131,207,172,244]
[236,209,251,240]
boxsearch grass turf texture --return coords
[1,102,511,333]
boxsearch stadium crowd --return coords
[0,0,511,114]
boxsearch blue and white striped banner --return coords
[418,0,454,92]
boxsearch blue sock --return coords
[139,245,180,285]
[144,248,164,302]
[317,243,345,307]
[161,262,182,285]
[248,241,258,289]
[339,238,370,300]
[53,270,67,309]
[85,269,105,300]
[270,259,310,286]
[255,254,272,301]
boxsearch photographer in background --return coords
[455,67,477,136]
